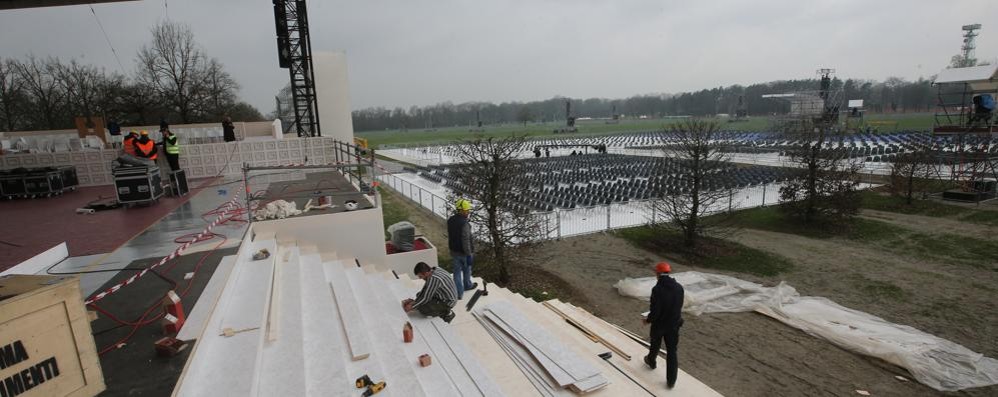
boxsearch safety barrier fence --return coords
[376,171,788,240]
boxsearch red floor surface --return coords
[0,179,214,270]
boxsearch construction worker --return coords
[122,130,139,156]
[447,198,477,299]
[161,129,180,171]
[402,262,457,323]
[134,130,158,161]
[643,262,685,389]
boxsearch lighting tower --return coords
[960,24,982,67]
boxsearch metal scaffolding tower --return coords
[274,0,320,137]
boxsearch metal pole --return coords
[431,194,435,215]
[762,184,767,207]
[419,187,423,207]
[728,189,733,212]
[606,205,612,230]
[556,211,562,240]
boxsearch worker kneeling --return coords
[402,262,457,323]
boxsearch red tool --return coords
[162,290,186,334]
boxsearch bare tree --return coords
[450,135,548,284]
[779,121,862,224]
[0,58,27,131]
[889,142,939,204]
[136,21,239,123]
[650,119,732,249]
[53,59,125,121]
[14,56,66,129]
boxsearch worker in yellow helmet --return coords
[447,198,476,299]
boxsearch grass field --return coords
[357,112,936,147]
[614,226,795,277]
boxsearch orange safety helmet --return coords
[655,262,672,274]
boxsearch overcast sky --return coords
[1,0,996,114]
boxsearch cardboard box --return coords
[0,275,105,397]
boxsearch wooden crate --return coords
[0,275,104,397]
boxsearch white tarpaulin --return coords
[614,272,998,392]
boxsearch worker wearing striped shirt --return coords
[402,262,458,323]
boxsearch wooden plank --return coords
[543,301,631,361]
[481,310,575,387]
[473,311,565,397]
[324,260,371,361]
[560,302,724,397]
[173,237,276,397]
[176,255,237,341]
[266,246,285,342]
[343,265,428,396]
[483,302,603,383]
[385,280,482,396]
[298,254,363,396]
[366,270,460,397]
[392,279,533,397]
[430,314,506,397]
[255,247,306,396]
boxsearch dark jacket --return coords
[648,274,684,330]
[222,120,236,142]
[447,214,473,256]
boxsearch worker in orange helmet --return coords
[642,261,684,389]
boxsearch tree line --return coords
[351,76,937,132]
[0,21,262,133]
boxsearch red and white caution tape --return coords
[84,196,242,305]
[85,157,389,306]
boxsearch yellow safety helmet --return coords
[455,199,472,211]
[140,130,149,136]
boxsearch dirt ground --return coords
[533,227,998,396]
[386,189,998,396]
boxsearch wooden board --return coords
[474,311,568,397]
[324,260,371,361]
[255,247,306,396]
[482,302,603,384]
[0,275,104,397]
[367,271,461,397]
[343,266,427,396]
[176,255,237,341]
[543,301,631,361]
[298,254,356,396]
[173,237,276,396]
[558,302,724,397]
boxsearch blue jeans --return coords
[451,254,474,299]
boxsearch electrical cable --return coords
[90,200,242,356]
[88,5,125,74]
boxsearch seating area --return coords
[1,134,105,153]
[416,154,791,212]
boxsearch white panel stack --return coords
[476,301,609,394]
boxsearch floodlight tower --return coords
[961,24,982,67]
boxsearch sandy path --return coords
[860,209,998,241]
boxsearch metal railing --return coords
[376,172,790,241]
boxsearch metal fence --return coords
[376,172,791,241]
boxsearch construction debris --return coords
[253,200,302,220]
[252,249,271,261]
[155,337,189,357]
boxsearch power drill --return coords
[355,375,386,396]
